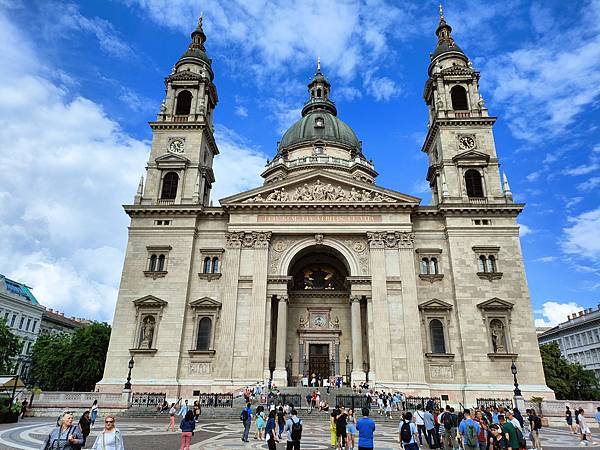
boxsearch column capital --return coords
[277,295,289,303]
[226,231,245,248]
[367,231,414,249]
[237,231,272,248]
[350,295,362,303]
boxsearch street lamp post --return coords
[511,360,524,410]
[124,357,134,390]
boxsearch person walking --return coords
[399,411,419,450]
[414,405,426,447]
[255,405,267,440]
[578,408,595,446]
[90,415,125,450]
[78,411,92,447]
[277,406,286,439]
[566,406,575,434]
[284,408,302,450]
[356,407,375,450]
[458,409,480,450]
[167,403,177,432]
[330,406,338,447]
[178,400,189,418]
[346,408,357,450]
[441,406,458,450]
[240,402,252,443]
[179,410,195,450]
[90,400,99,427]
[40,412,84,450]
[265,409,278,450]
[529,409,543,450]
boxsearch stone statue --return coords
[490,320,506,353]
[279,188,289,201]
[140,316,155,348]
[349,188,361,201]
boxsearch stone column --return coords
[247,232,271,380]
[272,295,288,386]
[366,297,376,383]
[350,296,366,383]
[215,232,243,382]
[397,232,427,386]
[366,232,393,382]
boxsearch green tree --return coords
[0,318,23,374]
[30,322,111,391]
[540,342,600,400]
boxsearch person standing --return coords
[330,406,339,447]
[284,408,302,450]
[79,411,92,447]
[441,405,458,450]
[336,406,348,450]
[458,409,480,450]
[20,399,28,419]
[595,407,600,430]
[255,405,266,440]
[498,415,520,450]
[178,400,189,418]
[356,407,376,450]
[166,403,177,432]
[488,424,508,450]
[90,415,125,450]
[179,410,195,450]
[277,406,286,439]
[241,402,252,443]
[346,408,357,450]
[265,409,278,450]
[424,408,440,449]
[578,408,595,446]
[40,412,84,450]
[90,400,99,427]
[399,411,419,450]
[529,409,543,450]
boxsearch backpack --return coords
[465,422,477,447]
[291,419,302,441]
[240,409,249,422]
[400,421,412,443]
[533,416,542,430]
[443,413,455,430]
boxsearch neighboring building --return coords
[538,306,600,378]
[99,10,552,403]
[40,308,85,336]
[0,274,44,378]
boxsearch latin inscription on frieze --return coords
[257,215,382,223]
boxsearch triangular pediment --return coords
[189,297,222,309]
[220,171,421,206]
[477,297,513,311]
[155,153,190,168]
[452,150,490,163]
[133,295,168,308]
[418,298,453,311]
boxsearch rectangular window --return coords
[19,317,24,329]
[26,341,31,354]
[26,318,31,331]
[3,312,8,319]
[10,314,16,327]
[32,320,37,333]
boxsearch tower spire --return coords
[317,56,321,72]
[134,175,144,205]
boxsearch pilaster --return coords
[350,295,366,383]
[272,295,288,386]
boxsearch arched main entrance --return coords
[269,245,367,387]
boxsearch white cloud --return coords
[212,125,268,202]
[534,300,584,327]
[562,208,600,261]
[518,223,533,237]
[526,171,541,182]
[126,0,420,100]
[564,163,600,176]
[235,105,248,117]
[0,10,149,322]
[480,2,600,142]
[411,180,430,195]
[364,73,401,102]
[577,176,600,191]
[534,256,557,263]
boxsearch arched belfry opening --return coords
[270,245,367,387]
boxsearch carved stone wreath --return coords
[242,179,397,203]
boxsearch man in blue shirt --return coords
[356,407,376,450]
[595,407,600,427]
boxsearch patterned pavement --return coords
[0,417,598,450]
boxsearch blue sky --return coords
[0,0,598,325]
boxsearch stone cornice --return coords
[124,204,204,217]
[224,202,417,211]
[421,117,497,154]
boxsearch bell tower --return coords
[422,6,512,206]
[136,16,219,207]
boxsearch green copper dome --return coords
[279,110,361,150]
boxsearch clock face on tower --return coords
[313,316,326,327]
[458,136,476,150]
[168,139,184,153]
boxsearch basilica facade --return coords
[98,11,553,403]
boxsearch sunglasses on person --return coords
[105,420,114,423]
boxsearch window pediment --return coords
[477,297,513,311]
[189,297,222,310]
[452,150,489,164]
[155,153,190,169]
[133,295,168,309]
[419,299,453,311]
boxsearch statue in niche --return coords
[490,319,507,353]
[140,316,156,349]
